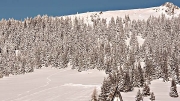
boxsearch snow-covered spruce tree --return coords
[19,57,26,74]
[129,30,139,57]
[161,50,169,82]
[97,42,105,70]
[72,53,79,69]
[2,54,10,77]
[98,78,111,101]
[0,63,3,78]
[144,58,155,81]
[61,48,69,68]
[109,72,117,85]
[53,50,60,68]
[137,62,144,87]
[108,85,116,100]
[91,88,98,101]
[124,71,133,92]
[117,91,123,101]
[12,54,19,75]
[149,92,155,101]
[146,75,151,85]
[123,15,131,38]
[35,48,42,69]
[128,50,136,67]
[142,83,150,96]
[153,50,161,80]
[108,17,116,45]
[29,60,35,73]
[119,71,133,92]
[117,67,124,89]
[135,89,143,101]
[133,67,139,87]
[169,53,180,84]
[78,54,85,72]
[169,79,179,97]
[105,58,112,74]
[111,86,123,101]
[44,51,49,68]
[132,66,143,88]
[106,72,120,100]
[115,17,126,67]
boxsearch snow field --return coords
[120,79,180,101]
[0,67,106,101]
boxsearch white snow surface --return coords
[64,4,180,25]
[1,67,180,101]
[137,36,145,47]
[0,67,106,101]
[113,97,120,101]
[120,79,180,101]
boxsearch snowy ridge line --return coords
[62,2,180,25]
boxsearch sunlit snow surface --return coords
[120,79,180,101]
[0,68,180,101]
[0,67,106,101]
[65,5,180,25]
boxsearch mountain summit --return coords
[162,2,179,9]
[161,2,179,15]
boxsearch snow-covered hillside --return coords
[65,2,180,24]
[0,67,106,101]
[119,79,180,101]
[0,67,180,101]
[1,2,180,101]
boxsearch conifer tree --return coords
[111,86,123,101]
[170,53,180,84]
[149,92,155,101]
[135,89,143,101]
[142,83,150,96]
[91,88,98,101]
[123,72,133,92]
[98,78,111,101]
[137,62,144,87]
[133,68,139,87]
[169,79,179,97]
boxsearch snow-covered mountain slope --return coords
[1,67,179,101]
[0,67,106,101]
[65,2,180,24]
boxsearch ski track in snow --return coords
[7,69,69,101]
[0,67,106,101]
[11,86,62,101]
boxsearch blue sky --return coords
[0,0,179,20]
